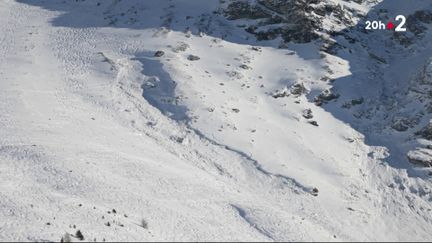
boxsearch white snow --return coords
[0,0,431,242]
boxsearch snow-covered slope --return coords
[0,0,431,241]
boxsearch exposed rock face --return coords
[393,10,432,46]
[342,97,364,109]
[416,122,432,140]
[290,83,307,96]
[407,10,432,35]
[224,0,364,44]
[413,10,432,24]
[401,59,432,167]
[391,117,418,132]
[224,1,269,20]
[223,1,432,169]
[272,87,290,98]
[314,89,339,105]
[418,58,432,85]
[392,119,409,132]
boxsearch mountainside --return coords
[0,0,431,241]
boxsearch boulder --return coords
[308,120,319,126]
[314,89,339,105]
[187,55,200,61]
[391,118,412,132]
[407,149,432,167]
[272,88,290,98]
[290,83,307,96]
[302,109,313,119]
[154,50,165,57]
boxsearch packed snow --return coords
[0,0,431,241]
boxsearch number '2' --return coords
[395,15,406,32]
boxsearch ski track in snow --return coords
[0,0,431,241]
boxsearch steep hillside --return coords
[0,0,431,241]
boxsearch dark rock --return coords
[224,2,269,20]
[290,83,307,96]
[141,219,148,229]
[369,52,387,64]
[407,15,427,36]
[350,97,364,106]
[302,109,313,119]
[61,233,71,243]
[311,187,319,196]
[391,118,411,132]
[187,55,200,61]
[342,97,364,109]
[319,90,339,101]
[414,10,432,24]
[272,88,290,98]
[314,89,339,105]
[308,120,319,126]
[239,64,251,70]
[426,104,432,114]
[154,50,165,57]
[224,0,360,44]
[251,46,262,52]
[415,122,432,140]
[75,230,84,241]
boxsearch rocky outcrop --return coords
[314,89,339,106]
[400,59,432,167]
[407,149,432,167]
[302,109,313,119]
[290,83,308,96]
[415,122,432,140]
[393,10,432,46]
[224,1,269,20]
[223,0,364,44]
[272,87,290,98]
[391,117,419,132]
[407,10,432,35]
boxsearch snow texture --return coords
[0,0,431,241]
